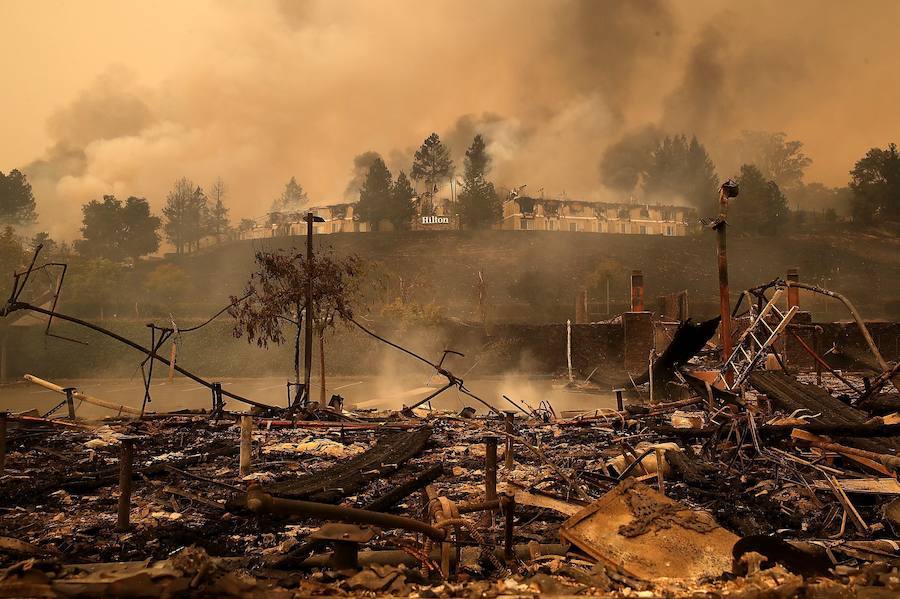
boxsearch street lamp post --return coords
[299,211,325,408]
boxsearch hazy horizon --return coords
[3,0,899,239]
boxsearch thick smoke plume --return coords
[8,0,900,238]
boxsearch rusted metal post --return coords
[247,485,446,542]
[814,326,822,386]
[655,448,666,496]
[502,493,515,561]
[630,270,644,312]
[614,388,624,411]
[715,191,732,367]
[787,268,800,309]
[63,387,77,420]
[504,411,515,469]
[211,382,223,418]
[117,438,135,532]
[484,436,498,526]
[0,412,7,474]
[240,414,253,477]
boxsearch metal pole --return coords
[814,327,822,386]
[606,277,610,315]
[484,436,498,527]
[63,387,76,420]
[504,411,515,469]
[716,192,732,366]
[503,493,515,561]
[717,227,731,362]
[117,439,135,532]
[240,414,253,477]
[303,212,315,405]
[247,486,446,542]
[655,448,666,496]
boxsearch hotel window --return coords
[520,218,530,230]
[620,223,627,233]
[569,222,578,232]
[639,225,647,235]
[548,219,558,231]
[666,225,674,236]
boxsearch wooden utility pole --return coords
[303,212,314,405]
[716,217,731,362]
[713,181,738,365]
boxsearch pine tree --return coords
[207,177,230,241]
[187,186,209,252]
[644,134,719,214]
[731,164,788,235]
[410,133,454,195]
[356,157,393,231]
[163,178,207,254]
[271,177,308,213]
[389,171,416,230]
[458,135,501,229]
[0,169,37,226]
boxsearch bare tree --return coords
[229,249,362,404]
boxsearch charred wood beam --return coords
[265,428,432,502]
[857,393,900,416]
[362,464,444,513]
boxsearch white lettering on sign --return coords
[420,216,450,224]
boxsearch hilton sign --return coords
[420,215,450,225]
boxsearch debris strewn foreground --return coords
[2,368,900,598]
[3,243,900,596]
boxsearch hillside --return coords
[169,229,900,323]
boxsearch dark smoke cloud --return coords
[15,0,900,239]
[343,151,383,201]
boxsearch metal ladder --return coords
[717,288,798,391]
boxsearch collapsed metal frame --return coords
[2,245,281,413]
[734,278,900,395]
[3,244,518,418]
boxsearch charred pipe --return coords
[246,485,446,542]
[295,543,569,570]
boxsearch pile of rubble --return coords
[3,275,900,597]
[2,363,900,597]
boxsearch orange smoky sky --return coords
[1,0,899,239]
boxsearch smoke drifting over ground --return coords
[6,0,900,238]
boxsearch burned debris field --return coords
[3,245,900,598]
[4,1,900,597]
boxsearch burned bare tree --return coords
[229,249,362,404]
